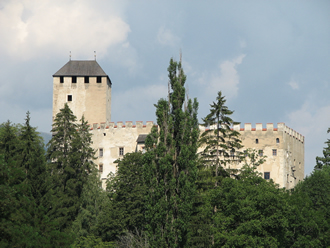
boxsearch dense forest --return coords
[1,59,330,247]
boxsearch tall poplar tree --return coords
[144,57,199,247]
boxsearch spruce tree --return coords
[143,57,199,247]
[0,121,20,164]
[18,112,48,206]
[199,91,242,184]
[47,104,96,233]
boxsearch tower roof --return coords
[53,60,110,80]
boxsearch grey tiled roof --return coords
[137,134,148,143]
[53,60,109,78]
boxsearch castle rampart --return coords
[52,60,304,189]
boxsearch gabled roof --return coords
[53,60,110,81]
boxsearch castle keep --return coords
[53,60,304,189]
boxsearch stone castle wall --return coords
[90,121,304,189]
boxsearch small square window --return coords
[72,76,77,83]
[264,172,270,180]
[60,76,64,83]
[119,147,124,156]
[97,76,102,83]
[230,150,235,157]
[99,164,103,173]
[99,148,103,157]
[256,139,259,144]
[67,95,72,101]
[272,149,277,156]
[259,150,263,156]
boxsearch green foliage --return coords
[72,169,109,240]
[199,91,242,182]
[72,235,116,248]
[0,120,21,163]
[287,165,330,247]
[144,57,199,247]
[107,152,146,233]
[211,164,290,247]
[47,104,96,233]
[315,128,330,169]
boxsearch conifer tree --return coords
[143,57,199,247]
[18,112,48,206]
[315,128,330,169]
[0,121,20,164]
[47,104,96,232]
[199,91,242,184]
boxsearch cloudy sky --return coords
[0,0,329,175]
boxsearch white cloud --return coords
[286,101,330,175]
[199,54,246,99]
[288,77,299,90]
[157,26,180,46]
[0,0,130,60]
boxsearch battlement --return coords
[201,122,304,143]
[89,121,156,130]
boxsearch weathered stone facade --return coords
[53,60,304,189]
[199,123,304,189]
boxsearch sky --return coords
[0,0,329,175]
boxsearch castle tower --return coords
[52,60,112,124]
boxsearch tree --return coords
[199,91,242,184]
[18,112,48,206]
[143,57,199,247]
[211,161,290,247]
[286,166,330,247]
[72,168,109,240]
[47,104,96,233]
[106,152,146,233]
[0,121,21,164]
[315,128,330,169]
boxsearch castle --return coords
[53,60,304,189]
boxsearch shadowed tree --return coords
[143,57,199,247]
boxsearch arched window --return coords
[276,138,280,144]
[256,138,259,144]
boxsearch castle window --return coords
[67,95,72,101]
[119,147,124,156]
[97,76,102,83]
[60,76,64,83]
[72,76,77,83]
[259,150,263,156]
[264,172,270,180]
[99,148,103,157]
[99,164,103,173]
[256,138,259,144]
[230,149,235,157]
[244,150,247,157]
[84,76,89,83]
[272,149,277,156]
[276,138,280,144]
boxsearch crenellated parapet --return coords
[231,123,304,143]
[200,122,304,143]
[89,121,156,130]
